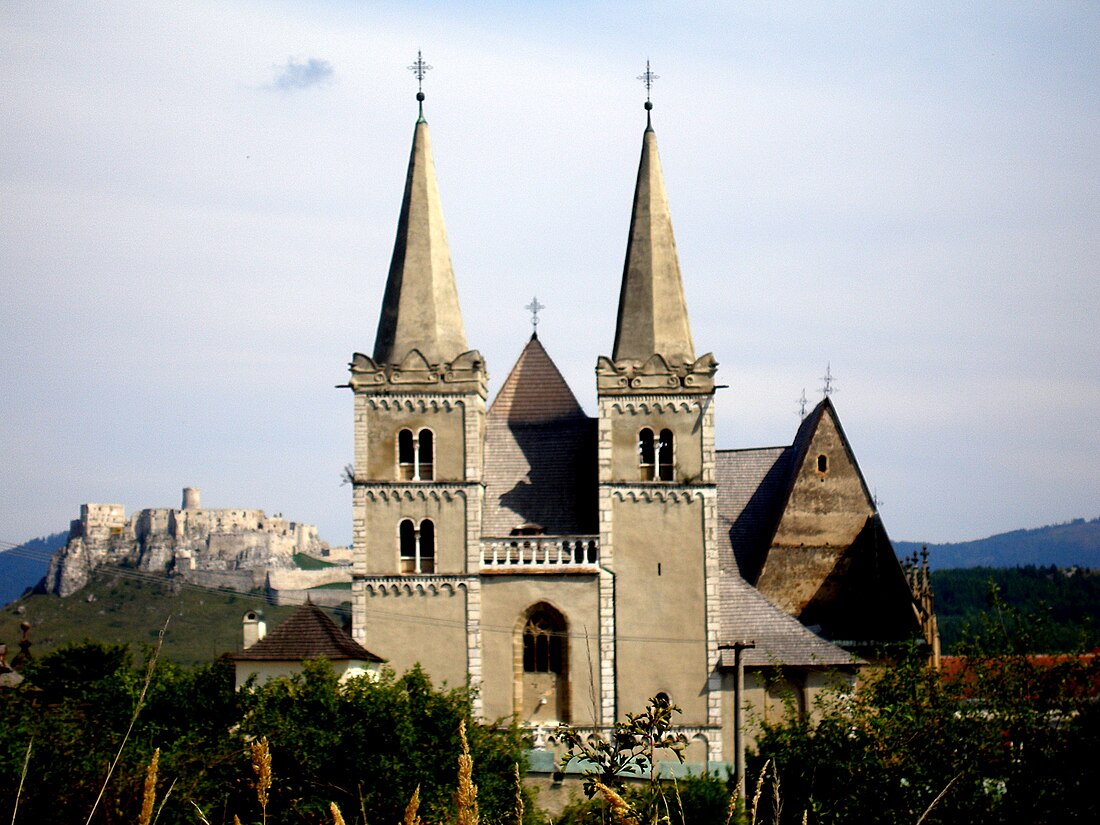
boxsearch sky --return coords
[2,1,1098,549]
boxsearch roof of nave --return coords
[717,571,861,668]
[715,446,793,581]
[232,602,383,663]
[482,335,597,537]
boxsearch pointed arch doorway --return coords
[515,603,569,724]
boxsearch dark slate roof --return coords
[718,572,860,668]
[483,335,597,536]
[232,602,383,662]
[715,447,792,581]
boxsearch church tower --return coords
[347,79,487,685]
[595,90,721,729]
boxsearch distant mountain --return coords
[0,532,67,607]
[897,518,1100,570]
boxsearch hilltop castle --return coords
[345,89,936,765]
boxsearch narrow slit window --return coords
[817,454,828,474]
[398,429,416,480]
[418,429,434,480]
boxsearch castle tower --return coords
[595,95,721,730]
[347,83,487,689]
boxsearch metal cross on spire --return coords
[637,60,658,127]
[821,363,837,397]
[797,388,808,419]
[525,296,545,335]
[408,50,432,118]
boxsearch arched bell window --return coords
[639,428,674,481]
[517,603,569,723]
[398,518,435,574]
[397,428,435,481]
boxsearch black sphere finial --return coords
[644,100,653,111]
[417,91,425,102]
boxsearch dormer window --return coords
[397,428,435,481]
[638,428,674,481]
[399,518,435,574]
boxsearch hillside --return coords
[931,565,1100,653]
[0,532,66,606]
[0,568,348,666]
[897,517,1100,569]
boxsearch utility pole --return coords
[719,640,756,803]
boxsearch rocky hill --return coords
[45,487,338,597]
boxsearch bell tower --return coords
[595,79,721,729]
[347,69,486,649]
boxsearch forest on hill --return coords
[897,516,1100,569]
[932,565,1100,653]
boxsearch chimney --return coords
[242,611,266,648]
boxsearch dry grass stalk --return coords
[801,810,808,825]
[915,772,962,825]
[190,801,211,825]
[591,780,638,825]
[84,617,170,825]
[456,720,479,825]
[770,762,782,825]
[151,776,176,825]
[513,763,525,825]
[233,816,242,825]
[330,801,347,825]
[749,759,770,825]
[722,783,740,825]
[402,785,422,825]
[251,736,272,825]
[137,747,159,825]
[10,737,32,825]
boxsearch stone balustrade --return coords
[480,536,599,570]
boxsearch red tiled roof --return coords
[232,602,383,662]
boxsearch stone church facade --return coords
[346,94,935,766]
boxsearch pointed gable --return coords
[611,124,695,367]
[483,335,596,536]
[373,116,468,366]
[232,602,383,663]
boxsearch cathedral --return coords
[344,82,935,767]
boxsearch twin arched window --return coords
[638,428,674,481]
[398,428,434,481]
[399,518,435,574]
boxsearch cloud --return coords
[271,57,333,91]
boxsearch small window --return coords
[397,428,435,481]
[817,454,828,474]
[399,518,435,574]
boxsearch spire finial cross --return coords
[408,50,432,118]
[796,388,808,419]
[821,363,837,397]
[637,60,658,128]
[525,296,545,333]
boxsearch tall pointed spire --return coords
[373,59,468,366]
[611,77,695,367]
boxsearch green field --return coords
[0,570,348,666]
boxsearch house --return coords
[342,80,935,767]
[231,602,383,689]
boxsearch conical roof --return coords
[611,123,695,366]
[373,117,468,366]
[489,333,585,424]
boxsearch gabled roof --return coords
[488,334,586,424]
[482,335,596,536]
[232,602,383,663]
[718,571,860,668]
[612,121,695,367]
[372,114,468,366]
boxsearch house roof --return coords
[718,571,861,668]
[482,335,597,536]
[232,602,383,663]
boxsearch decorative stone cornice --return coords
[353,484,477,503]
[596,352,716,395]
[347,350,487,398]
[358,575,472,596]
[607,485,714,503]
